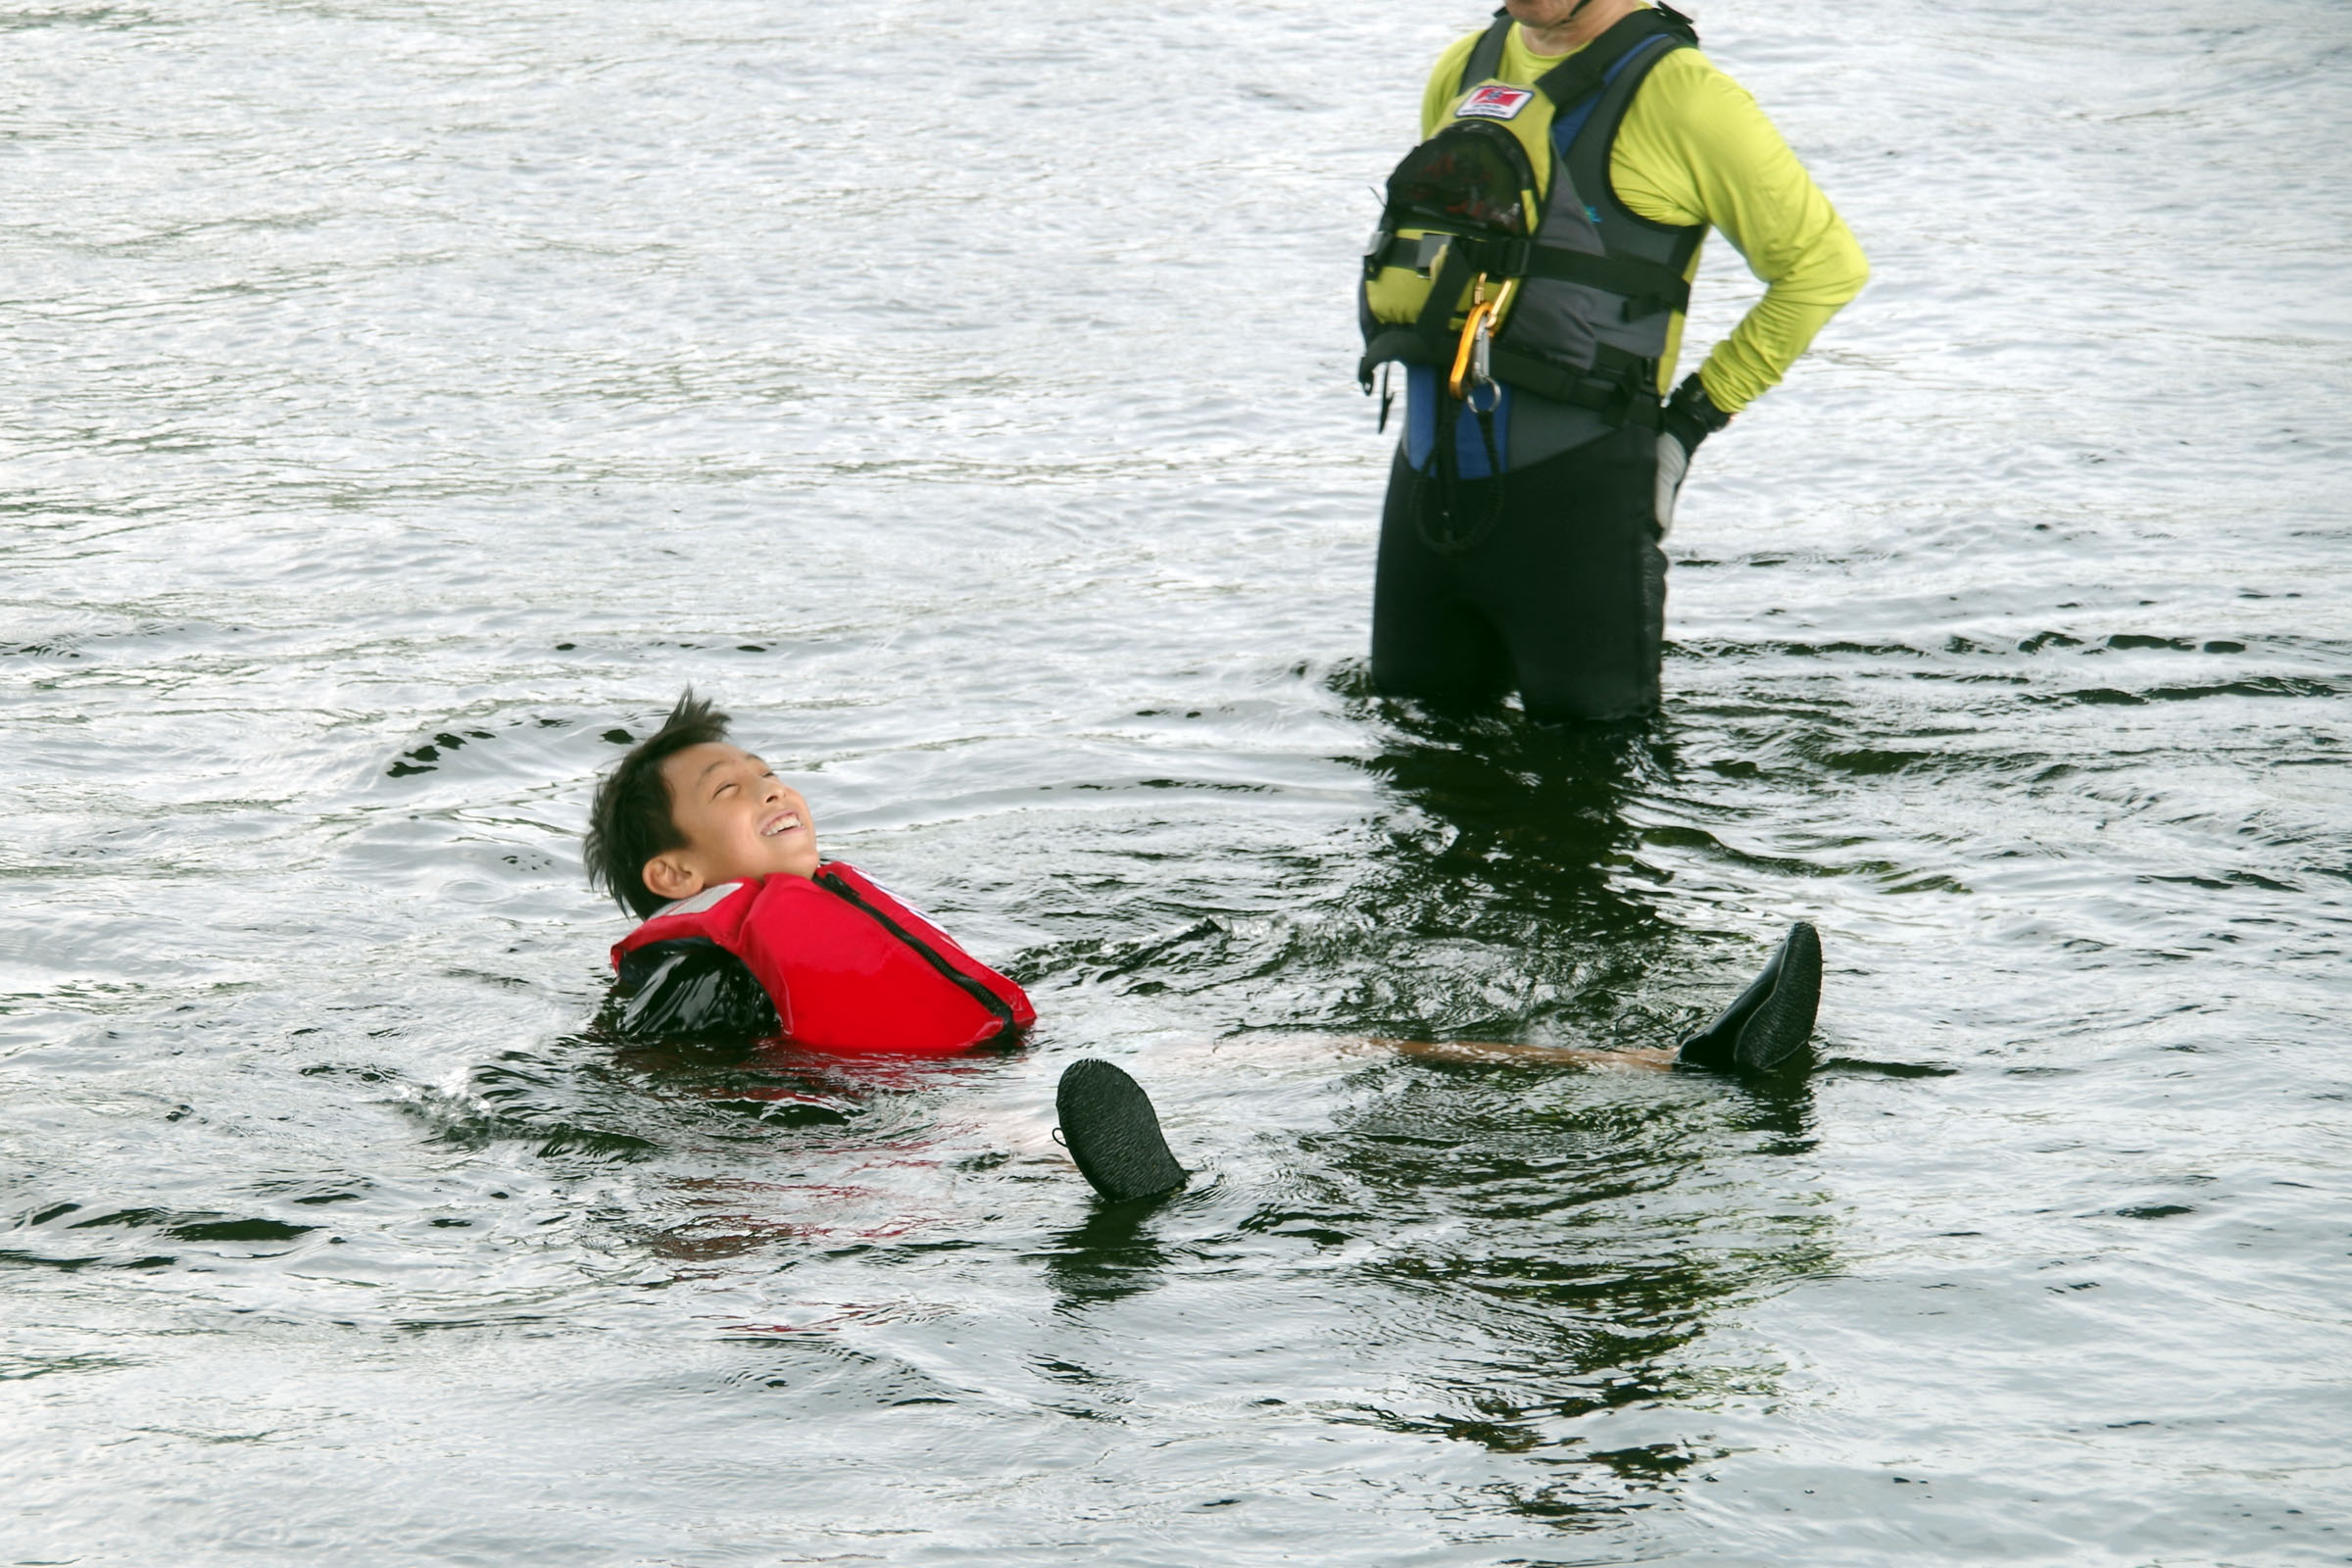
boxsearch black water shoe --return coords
[1056,1058,1186,1202]
[1676,921,1822,1075]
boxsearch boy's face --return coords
[640,742,820,906]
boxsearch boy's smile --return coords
[640,741,821,905]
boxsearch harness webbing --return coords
[1528,5,1696,109]
[1458,11,1513,92]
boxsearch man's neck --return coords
[1520,0,1645,58]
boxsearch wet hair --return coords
[584,689,732,917]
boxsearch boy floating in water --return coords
[586,693,1034,1056]
[585,692,1822,1201]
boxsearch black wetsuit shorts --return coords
[1371,423,1667,723]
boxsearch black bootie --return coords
[1056,1059,1187,1201]
[1676,921,1822,1074]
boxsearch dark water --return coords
[5,0,2349,1561]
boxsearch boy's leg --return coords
[1387,1039,1677,1070]
[1386,921,1822,1075]
[1049,925,1820,1199]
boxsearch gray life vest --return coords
[1357,5,1707,447]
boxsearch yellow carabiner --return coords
[1447,276,1518,402]
[1448,297,1496,402]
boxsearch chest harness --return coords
[611,862,1035,1055]
[1357,5,1705,550]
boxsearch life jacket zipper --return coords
[812,869,1020,1041]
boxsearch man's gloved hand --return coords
[1655,372,1732,537]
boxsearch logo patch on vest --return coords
[1456,85,1536,122]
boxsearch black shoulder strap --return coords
[1457,9,1514,92]
[1531,5,1697,109]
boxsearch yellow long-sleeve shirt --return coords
[1420,17,1867,412]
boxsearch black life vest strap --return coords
[1458,9,1514,92]
[1359,237,1477,393]
[1486,342,1663,427]
[1517,244,1689,318]
[1358,333,1661,429]
[1531,5,1698,109]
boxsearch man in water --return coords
[1359,0,1868,720]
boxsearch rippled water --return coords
[6,0,2350,1561]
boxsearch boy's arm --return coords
[615,940,780,1041]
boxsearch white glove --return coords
[1654,429,1690,539]
[1654,373,1731,539]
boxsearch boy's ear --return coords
[642,853,704,906]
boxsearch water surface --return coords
[5,0,2349,1562]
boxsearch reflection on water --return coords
[1300,1034,1825,1500]
[1283,697,1839,1508]
[1036,1195,1183,1317]
[1350,691,1686,1039]
[1365,702,1671,918]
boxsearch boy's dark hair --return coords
[585,689,732,917]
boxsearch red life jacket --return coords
[609,861,1034,1055]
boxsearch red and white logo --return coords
[1456,85,1536,122]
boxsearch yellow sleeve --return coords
[1610,50,1868,412]
[1421,31,1484,138]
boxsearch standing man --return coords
[1359,0,1867,721]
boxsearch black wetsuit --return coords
[1371,422,1666,722]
